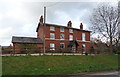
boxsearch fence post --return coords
[0,45,2,76]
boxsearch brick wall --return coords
[37,23,44,40]
[37,23,91,53]
[13,43,43,53]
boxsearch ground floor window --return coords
[82,44,86,53]
[60,43,65,48]
[50,43,55,50]
[69,35,73,40]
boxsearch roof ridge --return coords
[37,22,91,32]
[12,36,38,39]
[12,36,43,44]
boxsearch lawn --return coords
[2,54,119,75]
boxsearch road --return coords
[1,71,119,77]
[82,71,119,77]
[56,71,119,77]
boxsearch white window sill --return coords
[50,38,55,40]
[60,39,64,40]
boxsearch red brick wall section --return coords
[13,43,43,53]
[13,43,21,53]
[37,24,91,53]
[42,26,90,52]
[37,24,44,40]
[37,44,43,48]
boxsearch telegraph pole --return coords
[43,6,46,54]
[118,1,120,47]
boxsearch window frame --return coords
[50,26,55,31]
[82,44,86,53]
[60,27,64,32]
[50,43,55,50]
[69,35,73,40]
[50,33,55,39]
[69,29,73,33]
[60,34,64,40]
[82,33,86,41]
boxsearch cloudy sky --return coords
[0,0,118,46]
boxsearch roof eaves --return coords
[45,23,91,32]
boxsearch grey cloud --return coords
[22,2,98,25]
[0,2,101,46]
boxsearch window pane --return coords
[50,33,55,39]
[50,43,55,50]
[69,29,73,33]
[50,43,55,48]
[50,26,55,31]
[60,34,64,40]
[60,27,64,32]
[82,44,86,53]
[82,33,86,41]
[69,35,73,40]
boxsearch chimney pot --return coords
[80,23,83,29]
[67,21,72,27]
[39,16,43,23]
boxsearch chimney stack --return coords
[39,16,43,23]
[80,23,83,30]
[67,21,72,27]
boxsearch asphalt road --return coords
[1,71,119,77]
[68,71,119,77]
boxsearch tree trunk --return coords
[110,36,113,54]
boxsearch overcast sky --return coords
[0,0,118,46]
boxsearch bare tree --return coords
[90,3,120,52]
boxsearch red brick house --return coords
[36,16,91,53]
[12,16,91,53]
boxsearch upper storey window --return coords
[82,33,86,41]
[69,35,73,40]
[60,34,64,40]
[60,27,64,32]
[50,26,55,31]
[69,29,73,33]
[50,33,55,39]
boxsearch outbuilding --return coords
[12,36,43,53]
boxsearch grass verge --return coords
[2,54,119,75]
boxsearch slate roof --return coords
[36,22,91,32]
[12,36,43,44]
[2,46,9,49]
[93,42,109,48]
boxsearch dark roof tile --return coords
[12,36,43,44]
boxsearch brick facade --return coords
[36,16,91,53]
[12,43,43,54]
